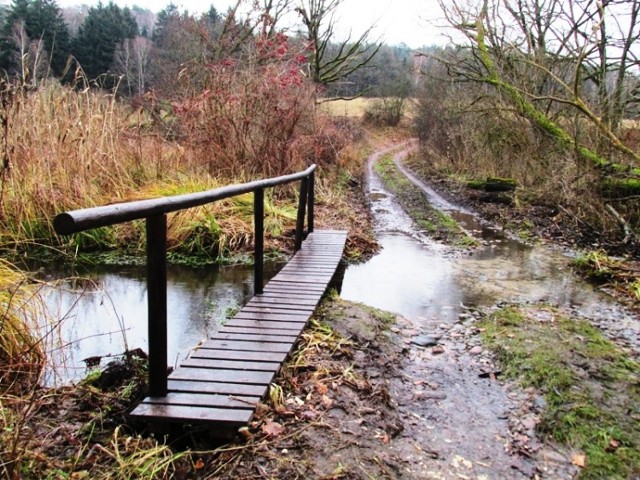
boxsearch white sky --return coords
[49,0,448,48]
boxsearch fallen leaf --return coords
[572,453,587,468]
[321,394,333,408]
[238,426,254,441]
[261,421,285,438]
[301,409,319,420]
[275,405,294,416]
[452,454,473,470]
[315,382,329,395]
[606,439,621,452]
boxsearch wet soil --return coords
[405,147,640,260]
[203,298,547,479]
[203,299,594,479]
[8,139,639,479]
[0,350,154,479]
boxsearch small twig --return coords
[606,203,636,243]
[557,204,590,228]
[228,396,259,406]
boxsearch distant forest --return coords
[0,0,429,98]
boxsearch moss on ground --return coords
[374,155,478,247]
[479,305,640,479]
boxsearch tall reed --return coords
[0,258,45,394]
[0,81,194,249]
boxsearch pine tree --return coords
[151,3,179,46]
[0,0,70,77]
[72,1,138,86]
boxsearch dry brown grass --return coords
[0,260,47,395]
[0,82,194,249]
[320,97,418,121]
[318,97,374,117]
[0,81,371,260]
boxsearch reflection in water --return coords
[42,264,276,384]
[340,146,633,332]
[341,233,461,327]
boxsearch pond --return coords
[40,262,280,384]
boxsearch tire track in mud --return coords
[340,141,584,479]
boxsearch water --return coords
[342,233,461,325]
[41,263,278,384]
[340,144,636,335]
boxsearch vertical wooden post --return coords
[308,171,315,233]
[295,177,309,251]
[254,188,264,295]
[146,214,168,397]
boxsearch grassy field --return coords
[318,97,374,117]
[319,97,418,119]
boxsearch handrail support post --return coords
[254,188,264,295]
[308,170,314,233]
[295,177,309,251]
[146,214,168,397]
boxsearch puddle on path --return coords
[338,143,638,479]
[341,144,636,338]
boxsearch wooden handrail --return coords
[54,165,317,234]
[53,165,317,397]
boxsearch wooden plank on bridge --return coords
[129,230,347,428]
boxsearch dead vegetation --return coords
[0,296,407,479]
[195,297,406,479]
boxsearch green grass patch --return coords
[364,305,396,329]
[374,156,478,247]
[573,250,622,282]
[479,305,640,479]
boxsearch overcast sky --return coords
[49,0,448,48]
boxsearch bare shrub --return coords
[172,32,316,178]
[363,97,406,127]
[290,114,361,170]
[414,69,640,252]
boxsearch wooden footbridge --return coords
[53,165,347,430]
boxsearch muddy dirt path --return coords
[337,141,640,479]
[340,143,543,479]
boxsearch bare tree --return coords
[11,21,47,87]
[114,36,152,95]
[295,0,380,91]
[434,0,640,171]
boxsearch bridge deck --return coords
[129,230,347,427]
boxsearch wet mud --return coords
[335,142,640,478]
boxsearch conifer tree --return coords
[0,0,70,77]
[72,1,137,86]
